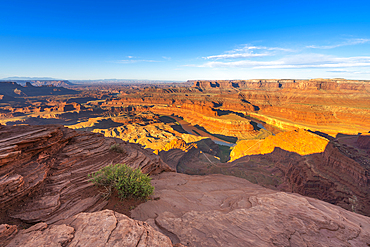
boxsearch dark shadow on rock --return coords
[173,138,370,217]
[158,116,177,123]
[193,125,237,143]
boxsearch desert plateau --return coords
[0,78,370,246]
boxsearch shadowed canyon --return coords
[1,78,370,246]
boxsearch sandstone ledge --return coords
[0,124,172,224]
[132,172,370,246]
[6,209,172,247]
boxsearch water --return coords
[214,140,236,147]
[257,123,266,130]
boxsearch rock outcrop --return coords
[228,141,370,216]
[132,172,370,246]
[230,129,329,161]
[190,79,282,89]
[190,78,368,91]
[150,106,255,137]
[154,138,197,155]
[0,224,18,245]
[0,124,172,224]
[6,210,172,247]
[357,134,370,150]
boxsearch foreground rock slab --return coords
[7,209,172,247]
[0,124,172,224]
[132,172,370,246]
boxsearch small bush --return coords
[88,163,154,199]
[110,143,126,154]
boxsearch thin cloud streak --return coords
[204,39,370,63]
[205,45,294,60]
[306,38,370,49]
[115,59,160,64]
[233,45,295,52]
[205,53,270,59]
[197,54,370,69]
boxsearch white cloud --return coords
[116,59,159,63]
[184,39,370,79]
[205,53,269,59]
[306,38,370,49]
[232,45,294,52]
[204,44,294,60]
[326,69,349,73]
[197,53,370,69]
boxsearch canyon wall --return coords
[191,78,368,90]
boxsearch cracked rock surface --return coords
[7,209,172,247]
[132,172,370,246]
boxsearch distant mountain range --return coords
[0,78,75,87]
[0,81,77,97]
[69,79,184,84]
[1,77,184,85]
[1,76,63,80]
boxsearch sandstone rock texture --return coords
[230,129,329,161]
[230,145,370,213]
[92,122,186,151]
[100,78,370,136]
[166,131,370,217]
[103,100,258,138]
[154,138,198,155]
[7,209,172,247]
[190,78,367,91]
[150,105,256,138]
[0,224,18,244]
[0,124,172,224]
[357,134,370,150]
[132,172,370,246]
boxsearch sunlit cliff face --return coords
[230,129,330,162]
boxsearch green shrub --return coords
[110,143,126,154]
[88,163,154,199]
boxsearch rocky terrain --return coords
[159,129,370,216]
[132,172,370,246]
[5,210,173,247]
[0,124,172,226]
[1,78,370,245]
[1,124,370,246]
[230,128,330,161]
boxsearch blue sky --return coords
[1,0,370,81]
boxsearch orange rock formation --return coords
[230,129,329,161]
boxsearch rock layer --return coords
[228,141,370,216]
[7,209,172,247]
[0,124,172,224]
[132,172,370,246]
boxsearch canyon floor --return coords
[1,79,370,246]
